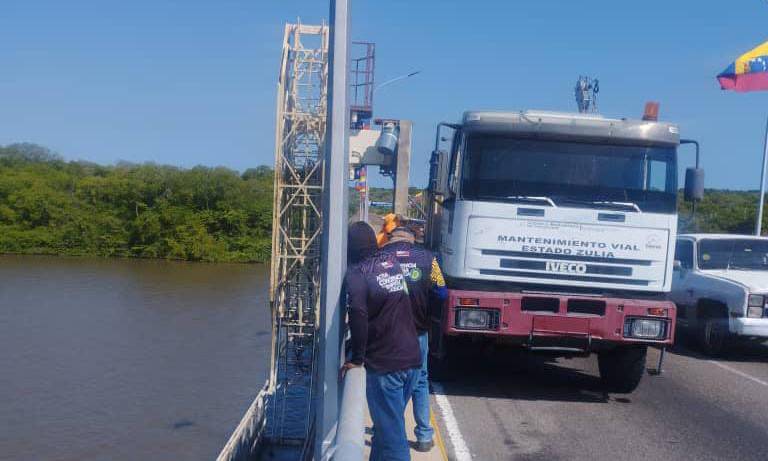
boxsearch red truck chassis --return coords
[440,289,676,351]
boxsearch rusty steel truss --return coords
[264,22,329,450]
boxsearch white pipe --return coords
[333,367,366,461]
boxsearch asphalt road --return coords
[431,338,768,461]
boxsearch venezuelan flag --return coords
[718,40,768,92]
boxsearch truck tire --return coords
[699,316,729,356]
[598,346,647,393]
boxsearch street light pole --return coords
[363,177,370,223]
[373,70,421,94]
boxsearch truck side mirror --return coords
[684,167,704,202]
[673,260,682,271]
[428,149,449,197]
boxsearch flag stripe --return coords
[718,71,768,92]
[735,42,768,75]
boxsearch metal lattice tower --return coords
[265,22,329,449]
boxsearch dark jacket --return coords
[345,251,421,373]
[380,241,448,333]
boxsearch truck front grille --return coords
[480,268,651,286]
[567,299,606,316]
[521,296,559,313]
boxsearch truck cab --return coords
[425,110,687,392]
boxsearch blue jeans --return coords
[366,367,419,461]
[412,332,434,443]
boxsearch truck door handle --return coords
[686,289,695,295]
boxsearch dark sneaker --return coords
[413,440,434,452]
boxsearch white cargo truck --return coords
[425,110,702,392]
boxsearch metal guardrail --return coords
[333,366,366,460]
[216,384,270,461]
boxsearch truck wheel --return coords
[598,346,647,393]
[699,316,729,356]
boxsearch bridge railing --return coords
[216,384,269,461]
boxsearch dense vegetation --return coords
[348,186,422,217]
[0,143,273,262]
[2,142,768,263]
[678,189,768,234]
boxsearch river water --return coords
[0,256,272,461]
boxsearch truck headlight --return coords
[747,294,765,318]
[623,317,666,340]
[455,309,499,330]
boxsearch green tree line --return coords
[678,189,768,234]
[348,186,423,217]
[0,143,273,262]
[3,142,768,263]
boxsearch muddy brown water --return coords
[0,255,271,461]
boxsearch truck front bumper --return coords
[732,318,768,338]
[441,289,676,348]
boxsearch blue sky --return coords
[2,0,768,189]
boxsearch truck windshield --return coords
[698,239,768,271]
[461,134,678,213]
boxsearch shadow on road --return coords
[670,332,768,363]
[433,348,610,404]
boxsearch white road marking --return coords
[431,382,472,461]
[708,360,768,387]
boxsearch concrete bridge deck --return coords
[362,398,447,461]
[428,342,768,461]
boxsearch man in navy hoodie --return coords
[380,226,447,452]
[343,221,421,461]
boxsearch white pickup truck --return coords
[670,234,768,354]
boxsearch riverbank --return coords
[0,250,268,265]
[0,245,270,263]
[0,143,273,263]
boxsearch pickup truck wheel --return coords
[699,317,729,356]
[598,346,647,393]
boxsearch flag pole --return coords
[757,116,768,236]
[363,175,369,223]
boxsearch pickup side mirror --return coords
[684,167,705,202]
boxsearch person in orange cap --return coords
[376,213,403,247]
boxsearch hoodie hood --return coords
[348,221,378,263]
